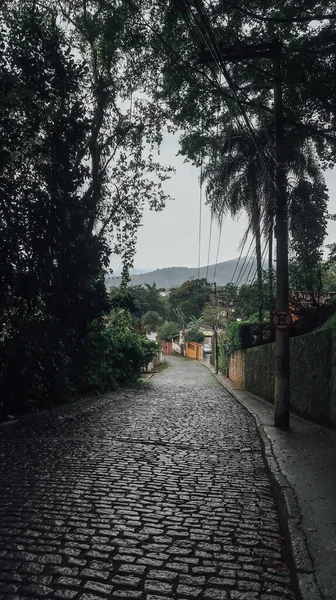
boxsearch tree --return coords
[202,297,229,329]
[109,283,166,318]
[168,279,212,321]
[289,178,328,298]
[148,0,334,320]
[153,1,336,164]
[48,0,173,273]
[185,327,205,344]
[161,321,180,340]
[142,311,163,333]
[0,5,109,412]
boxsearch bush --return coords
[226,321,274,354]
[161,321,180,340]
[185,327,205,344]
[0,318,159,418]
[82,321,159,394]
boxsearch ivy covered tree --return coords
[0,5,111,412]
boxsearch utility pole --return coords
[201,39,290,427]
[213,282,219,374]
[273,43,289,428]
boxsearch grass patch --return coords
[157,361,170,372]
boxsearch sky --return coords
[109,133,336,274]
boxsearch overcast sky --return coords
[109,133,336,274]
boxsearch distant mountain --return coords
[108,268,150,277]
[105,258,256,290]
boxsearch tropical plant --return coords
[0,6,109,414]
[185,327,205,344]
[83,321,159,393]
[142,310,163,333]
[168,279,212,321]
[161,321,180,340]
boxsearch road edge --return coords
[200,362,324,600]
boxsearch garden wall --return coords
[228,328,336,429]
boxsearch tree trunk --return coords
[268,217,274,311]
[252,187,263,323]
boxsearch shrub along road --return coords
[0,356,295,600]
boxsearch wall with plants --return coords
[228,328,336,429]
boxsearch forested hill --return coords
[105,258,256,289]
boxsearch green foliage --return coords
[185,327,205,344]
[168,279,212,322]
[0,7,109,415]
[318,313,336,331]
[152,1,332,316]
[208,278,272,325]
[0,1,174,416]
[110,283,165,319]
[218,337,229,376]
[141,310,163,332]
[322,262,336,292]
[161,321,180,340]
[289,179,328,298]
[83,321,159,394]
[224,321,274,355]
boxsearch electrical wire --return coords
[190,0,277,179]
[138,12,335,141]
[213,215,223,283]
[248,237,269,284]
[212,1,336,23]
[179,2,267,285]
[139,5,271,291]
[206,212,213,281]
[182,0,282,287]
[198,67,206,280]
[211,126,233,283]
[235,240,256,286]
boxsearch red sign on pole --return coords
[271,310,292,331]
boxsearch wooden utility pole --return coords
[273,44,289,428]
[202,40,290,427]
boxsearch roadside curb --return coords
[200,362,324,600]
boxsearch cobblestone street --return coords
[0,357,295,600]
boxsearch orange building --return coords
[185,342,203,360]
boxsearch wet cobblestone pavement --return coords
[0,357,295,600]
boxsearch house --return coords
[185,342,202,360]
[162,341,172,355]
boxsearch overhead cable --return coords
[214,1,336,23]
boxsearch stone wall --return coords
[229,351,246,388]
[228,328,336,429]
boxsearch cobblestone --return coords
[0,356,295,599]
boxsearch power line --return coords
[140,5,261,289]
[248,237,269,284]
[185,0,282,289]
[189,0,274,176]
[206,212,213,281]
[235,242,256,286]
[180,0,277,287]
[213,1,336,23]
[138,11,335,142]
[213,216,223,283]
